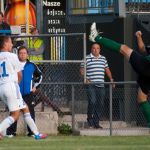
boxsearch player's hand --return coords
[135,31,142,37]
[32,87,37,93]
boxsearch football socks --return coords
[0,116,15,133]
[95,35,121,52]
[24,113,39,135]
[139,101,150,127]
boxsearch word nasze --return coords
[43,0,61,7]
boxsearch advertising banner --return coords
[43,0,66,34]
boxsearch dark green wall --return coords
[66,18,125,81]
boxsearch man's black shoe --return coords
[94,125,103,129]
[27,133,34,137]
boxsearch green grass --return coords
[0,135,150,150]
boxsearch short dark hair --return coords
[17,46,28,54]
[0,36,10,50]
[91,42,101,48]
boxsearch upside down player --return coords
[0,36,47,140]
[89,22,150,127]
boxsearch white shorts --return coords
[0,82,27,112]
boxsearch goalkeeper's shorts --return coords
[129,51,150,94]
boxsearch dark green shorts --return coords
[129,51,150,94]
[137,75,150,94]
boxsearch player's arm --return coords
[11,53,23,83]
[32,63,42,91]
[135,31,146,53]
[17,71,22,83]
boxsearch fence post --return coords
[109,83,113,136]
[83,33,87,83]
[71,84,75,132]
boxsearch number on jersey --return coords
[0,62,9,77]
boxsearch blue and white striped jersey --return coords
[81,53,109,87]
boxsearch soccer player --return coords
[0,36,47,140]
[89,22,150,127]
[6,46,43,137]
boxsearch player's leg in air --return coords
[89,22,150,127]
[89,22,133,59]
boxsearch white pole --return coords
[1,0,4,13]
[25,0,30,34]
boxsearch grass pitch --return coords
[0,135,150,150]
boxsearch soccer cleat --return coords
[34,133,47,140]
[89,22,98,42]
[27,133,34,137]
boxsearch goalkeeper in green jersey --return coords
[89,22,150,127]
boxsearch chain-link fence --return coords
[34,80,148,136]
[70,82,147,136]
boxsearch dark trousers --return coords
[7,94,35,136]
[86,85,105,126]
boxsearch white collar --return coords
[90,53,101,58]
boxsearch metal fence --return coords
[36,80,148,136]
[38,82,149,135]
[11,33,86,61]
